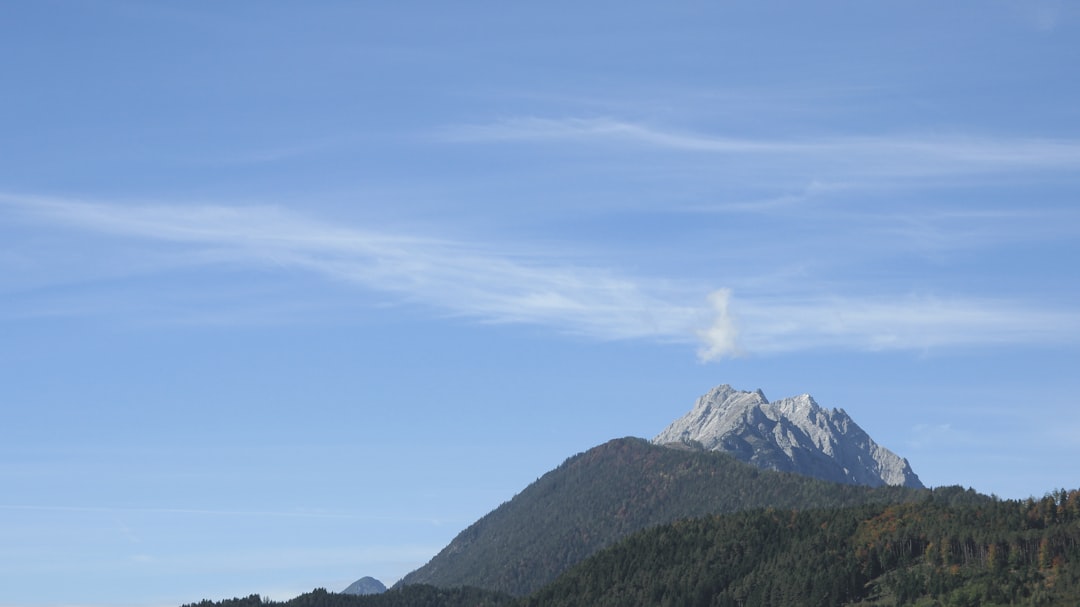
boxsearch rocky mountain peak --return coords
[653,385,923,488]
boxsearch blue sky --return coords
[2,2,1079,605]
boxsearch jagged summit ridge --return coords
[653,384,923,488]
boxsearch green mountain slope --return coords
[523,491,1080,607]
[396,437,936,596]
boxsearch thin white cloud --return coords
[674,180,853,214]
[3,193,1077,357]
[735,294,1080,354]
[442,117,805,153]
[0,192,700,342]
[442,116,1080,176]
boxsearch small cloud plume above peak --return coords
[697,288,742,362]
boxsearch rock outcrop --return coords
[653,384,923,488]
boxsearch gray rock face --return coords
[342,576,386,595]
[653,384,923,488]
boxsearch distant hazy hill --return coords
[180,585,511,607]
[396,437,930,596]
[342,577,386,595]
[654,384,923,488]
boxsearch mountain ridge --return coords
[653,384,923,488]
[395,437,927,596]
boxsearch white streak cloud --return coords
[443,117,1080,176]
[3,193,1077,358]
[0,192,699,341]
[736,294,1080,353]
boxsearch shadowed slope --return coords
[397,437,926,596]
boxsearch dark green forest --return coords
[186,489,1080,607]
[525,488,1080,606]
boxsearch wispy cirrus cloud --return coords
[729,294,1080,355]
[3,192,1077,359]
[442,117,801,153]
[441,116,1080,177]
[0,192,702,341]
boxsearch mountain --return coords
[653,384,923,488]
[396,437,927,596]
[342,577,387,595]
[181,490,1078,607]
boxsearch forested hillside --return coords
[523,489,1080,607]
[397,437,934,595]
